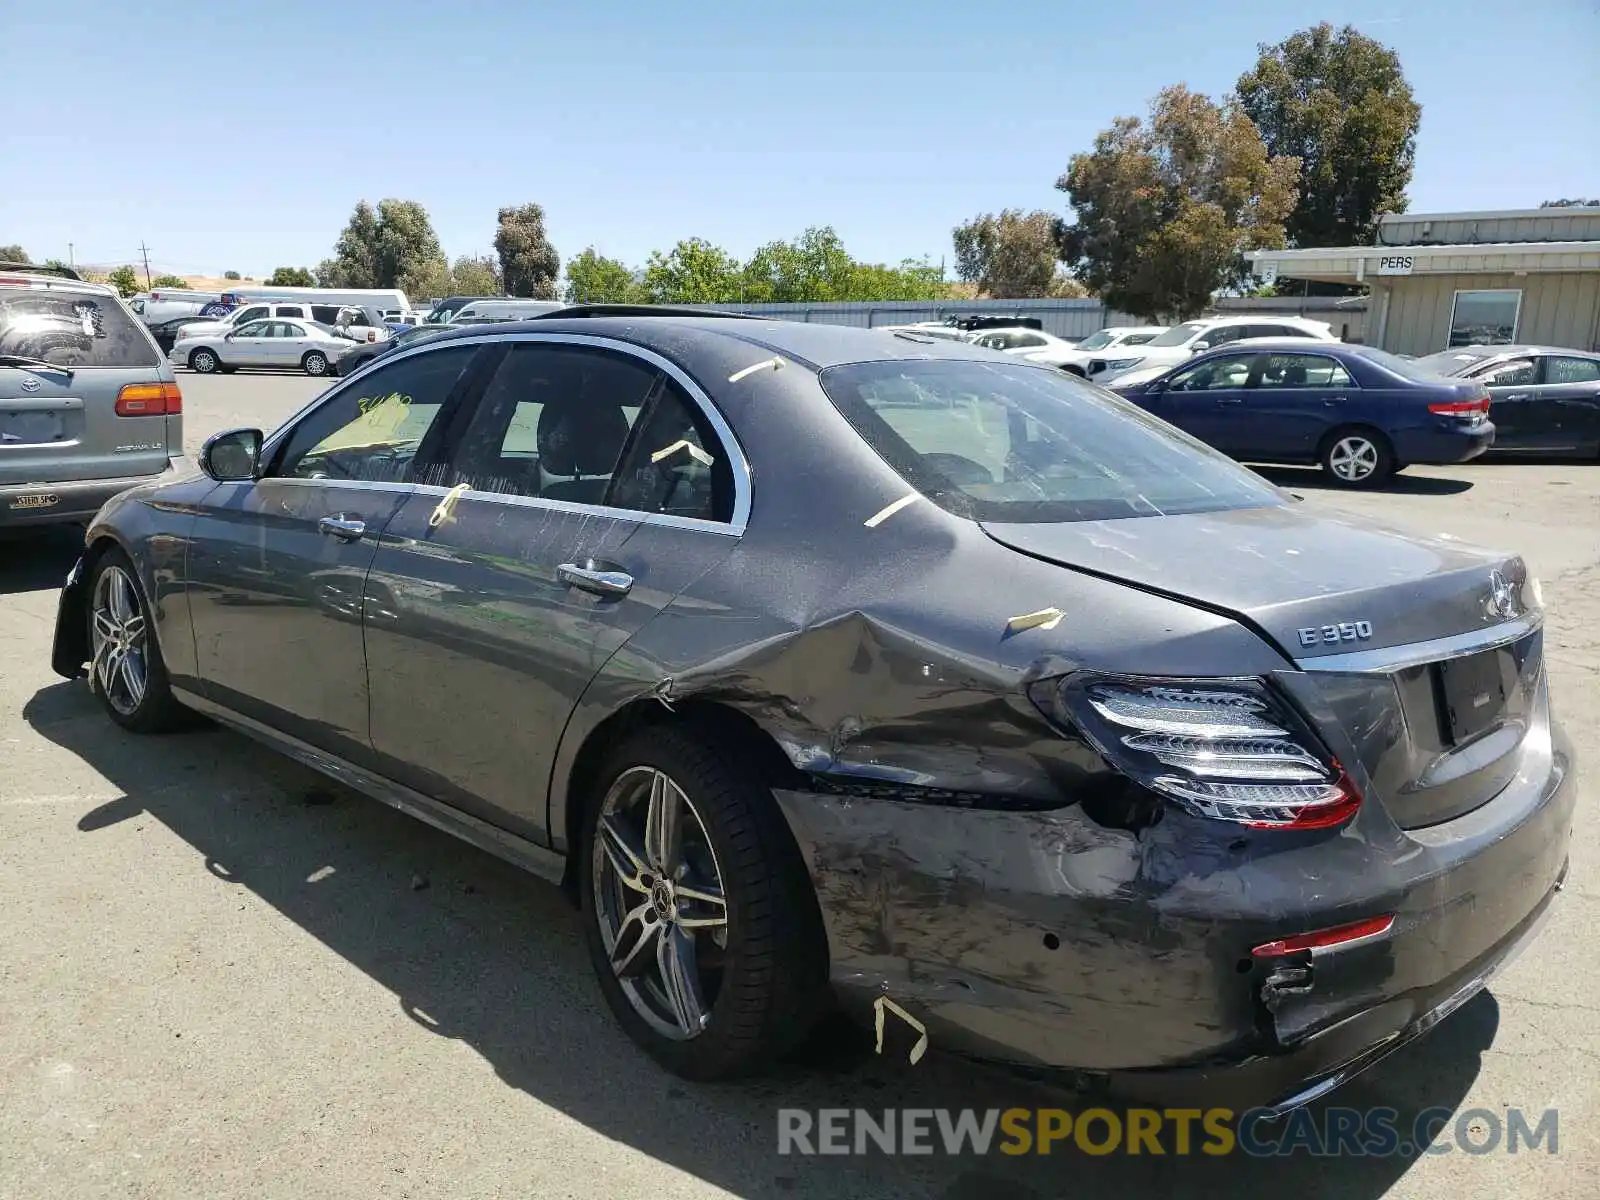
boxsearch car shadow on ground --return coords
[0,527,82,596]
[24,680,1498,1200]
[1250,465,1476,496]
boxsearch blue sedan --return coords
[1109,340,1495,487]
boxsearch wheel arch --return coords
[553,696,802,895]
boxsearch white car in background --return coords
[967,326,1085,364]
[1039,325,1168,376]
[1086,315,1338,383]
[170,318,358,377]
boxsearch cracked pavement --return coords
[0,374,1595,1199]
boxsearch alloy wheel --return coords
[591,766,729,1041]
[192,350,217,373]
[1329,436,1379,482]
[305,352,327,376]
[90,565,148,717]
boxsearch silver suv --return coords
[1,263,192,528]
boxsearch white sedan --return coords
[170,318,359,377]
[1035,325,1169,375]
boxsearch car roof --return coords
[1194,337,1354,352]
[1431,344,1593,358]
[414,310,1014,371]
[0,266,118,299]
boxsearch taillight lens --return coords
[1428,392,1490,416]
[115,382,183,416]
[1031,675,1360,829]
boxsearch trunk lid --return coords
[982,503,1542,828]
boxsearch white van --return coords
[450,299,566,323]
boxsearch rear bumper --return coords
[1,456,196,527]
[1393,421,1495,465]
[774,703,1575,1112]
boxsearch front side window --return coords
[234,306,269,325]
[1546,356,1600,384]
[0,289,160,368]
[1122,332,1158,346]
[1166,353,1256,391]
[445,342,653,503]
[1202,326,1242,346]
[233,320,272,338]
[1449,289,1520,347]
[1257,354,1353,388]
[819,359,1282,524]
[270,344,480,483]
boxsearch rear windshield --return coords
[1146,322,1207,347]
[1356,345,1459,381]
[0,289,160,368]
[818,359,1285,523]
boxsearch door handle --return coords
[1503,392,1530,401]
[1216,397,1243,405]
[317,515,367,541]
[558,562,633,597]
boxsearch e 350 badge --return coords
[1299,620,1373,648]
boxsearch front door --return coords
[363,338,741,843]
[223,320,277,369]
[1155,351,1260,453]
[184,342,487,761]
[1239,351,1356,461]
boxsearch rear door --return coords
[362,337,741,842]
[0,282,172,488]
[1245,351,1358,460]
[1470,356,1540,448]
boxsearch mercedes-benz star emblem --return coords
[1488,569,1518,619]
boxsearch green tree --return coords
[0,245,28,263]
[326,199,446,292]
[1541,198,1600,207]
[106,265,141,297]
[951,209,1061,298]
[266,266,315,287]
[1235,23,1420,250]
[564,248,642,303]
[151,273,190,289]
[224,270,242,280]
[1056,85,1300,320]
[741,226,859,302]
[642,238,743,304]
[448,253,502,297]
[845,258,950,301]
[494,203,561,299]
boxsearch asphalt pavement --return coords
[0,370,1595,1199]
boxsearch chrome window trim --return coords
[260,330,752,535]
[1295,610,1541,674]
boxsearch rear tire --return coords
[1320,427,1395,488]
[86,548,188,734]
[579,724,828,1080]
[189,348,219,374]
[302,350,330,377]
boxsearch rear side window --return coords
[819,359,1283,523]
[0,289,159,368]
[609,381,734,522]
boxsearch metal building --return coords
[1247,207,1600,356]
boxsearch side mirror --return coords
[1190,341,1211,353]
[201,427,263,482]
[1146,378,1169,394]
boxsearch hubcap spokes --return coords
[90,566,148,716]
[593,767,728,1040]
[1331,437,1377,481]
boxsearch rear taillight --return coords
[115,382,183,416]
[1428,393,1490,416]
[1031,675,1361,829]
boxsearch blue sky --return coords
[4,0,1596,278]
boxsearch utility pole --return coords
[138,243,153,289]
[67,242,74,269]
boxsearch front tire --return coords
[86,549,188,733]
[1320,428,1395,487]
[189,347,219,374]
[579,725,828,1080]
[302,350,330,376]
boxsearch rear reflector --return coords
[1252,914,1395,958]
[115,382,183,416]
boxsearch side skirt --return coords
[173,687,568,886]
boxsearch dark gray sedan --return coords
[49,308,1574,1111]
[1413,344,1600,456]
